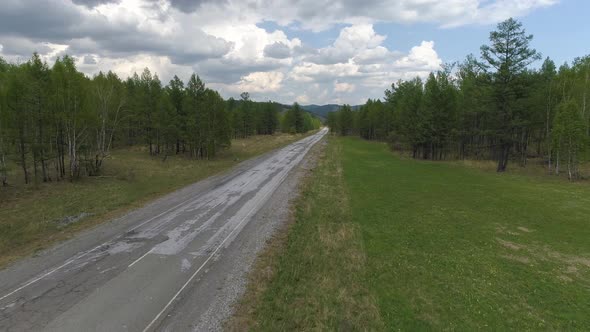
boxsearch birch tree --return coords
[552,100,586,180]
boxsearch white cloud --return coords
[0,0,557,104]
[296,94,310,104]
[243,0,557,30]
[306,24,386,65]
[291,61,360,83]
[443,0,558,27]
[334,81,355,93]
[394,41,442,71]
[235,71,285,93]
[354,46,400,65]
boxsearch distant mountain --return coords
[279,103,362,121]
[300,104,362,119]
[300,104,342,119]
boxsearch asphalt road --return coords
[0,128,327,332]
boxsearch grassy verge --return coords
[230,136,383,330]
[0,133,311,268]
[237,136,590,330]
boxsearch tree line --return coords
[279,103,322,134]
[328,18,590,180]
[0,54,320,185]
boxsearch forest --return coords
[0,55,320,186]
[327,18,590,180]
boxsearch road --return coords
[0,128,327,332]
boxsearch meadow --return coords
[237,136,590,330]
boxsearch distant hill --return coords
[300,104,342,119]
[300,104,362,119]
[278,103,363,121]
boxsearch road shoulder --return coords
[225,136,383,331]
[157,135,328,331]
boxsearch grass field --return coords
[0,133,311,268]
[238,136,590,330]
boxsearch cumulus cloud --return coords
[194,57,283,84]
[0,0,232,62]
[235,71,285,93]
[229,0,557,31]
[0,0,557,104]
[165,0,227,13]
[71,0,121,8]
[394,41,442,71]
[305,24,386,65]
[82,54,98,65]
[264,42,292,59]
[334,81,355,93]
[0,37,53,56]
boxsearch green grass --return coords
[0,133,311,268]
[240,136,590,330]
[230,136,383,331]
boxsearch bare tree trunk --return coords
[0,113,8,186]
[67,114,85,180]
[58,128,66,179]
[0,124,7,186]
[33,149,38,183]
[19,128,29,184]
[0,152,7,186]
[37,96,49,182]
[555,150,560,175]
[546,81,552,171]
[567,141,572,181]
[584,69,589,135]
[522,131,529,167]
[68,130,75,179]
[156,130,160,155]
[497,143,510,172]
[95,83,121,172]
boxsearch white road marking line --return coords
[0,131,324,306]
[142,130,324,332]
[142,165,288,332]
[128,249,153,268]
[0,170,233,302]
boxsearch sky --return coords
[0,0,588,105]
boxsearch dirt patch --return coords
[495,224,535,236]
[517,226,533,233]
[55,212,94,228]
[496,238,522,250]
[536,246,590,268]
[497,237,590,284]
[502,254,531,264]
[495,225,520,235]
[567,257,590,268]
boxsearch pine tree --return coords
[479,18,542,172]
